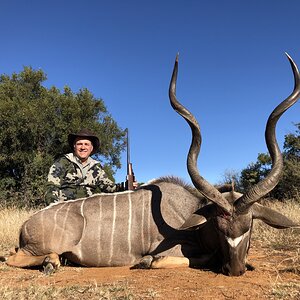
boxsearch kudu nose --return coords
[222,264,246,276]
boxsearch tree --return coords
[278,123,300,199]
[218,169,243,193]
[0,67,126,207]
[240,153,271,192]
[284,123,300,158]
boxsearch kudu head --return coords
[169,53,300,276]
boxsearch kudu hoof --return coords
[130,255,154,269]
[0,256,7,262]
[43,262,55,275]
[42,256,59,275]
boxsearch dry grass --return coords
[252,200,300,250]
[0,282,134,300]
[251,200,300,298]
[0,206,35,253]
[270,281,300,299]
[252,200,300,272]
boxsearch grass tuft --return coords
[270,281,300,299]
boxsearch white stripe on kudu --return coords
[57,203,69,247]
[97,196,103,265]
[147,192,151,251]
[50,202,64,244]
[127,193,132,262]
[226,229,250,248]
[77,199,86,261]
[141,191,145,254]
[108,195,117,265]
[39,210,46,251]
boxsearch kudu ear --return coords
[252,203,299,229]
[179,213,207,230]
[179,204,217,230]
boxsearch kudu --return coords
[4,54,300,276]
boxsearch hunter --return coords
[45,129,122,205]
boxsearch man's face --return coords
[74,138,93,162]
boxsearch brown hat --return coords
[68,129,100,155]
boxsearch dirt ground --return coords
[1,243,300,299]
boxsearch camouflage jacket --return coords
[45,153,117,204]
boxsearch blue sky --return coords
[1,1,300,185]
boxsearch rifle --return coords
[125,128,136,190]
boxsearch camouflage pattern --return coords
[45,153,117,205]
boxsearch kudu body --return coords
[5,54,300,276]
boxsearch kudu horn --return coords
[169,54,232,214]
[235,53,300,214]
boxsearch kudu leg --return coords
[131,254,214,269]
[6,249,60,273]
[151,256,190,268]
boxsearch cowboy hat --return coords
[68,129,100,155]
